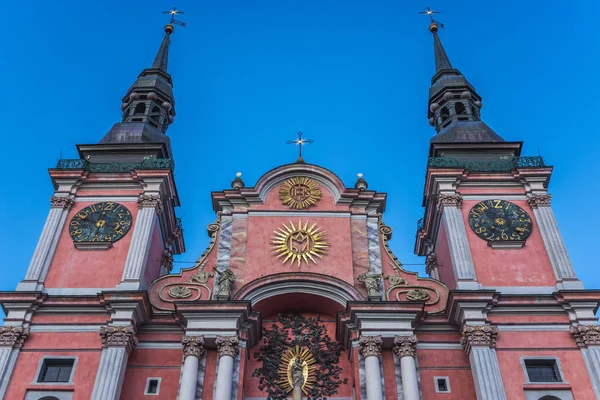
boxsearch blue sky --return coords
[1,0,599,298]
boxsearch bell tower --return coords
[15,22,185,294]
[415,19,583,292]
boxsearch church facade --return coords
[1,18,599,400]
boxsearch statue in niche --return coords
[292,357,305,400]
[215,268,236,300]
[358,267,383,301]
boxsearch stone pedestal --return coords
[461,325,506,400]
[179,336,205,400]
[359,335,383,400]
[91,325,137,400]
[0,326,29,400]
[214,335,239,400]
[393,335,420,400]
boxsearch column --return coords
[570,325,600,399]
[393,335,420,400]
[438,194,480,289]
[17,196,73,291]
[0,326,29,399]
[118,195,162,290]
[214,335,239,400]
[461,325,506,400]
[179,336,205,400]
[425,254,440,280]
[359,335,383,400]
[528,194,582,289]
[91,325,137,400]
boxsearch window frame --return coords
[144,377,162,396]
[434,376,451,393]
[520,356,566,384]
[32,356,78,386]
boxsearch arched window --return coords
[39,397,60,400]
[133,103,146,115]
[440,106,450,122]
[539,396,562,400]
[455,102,466,115]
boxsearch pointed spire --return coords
[432,30,452,72]
[151,31,171,71]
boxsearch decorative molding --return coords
[359,335,383,358]
[168,285,192,298]
[182,335,206,359]
[460,325,498,354]
[279,176,321,209]
[570,324,600,347]
[73,242,113,251]
[393,335,418,358]
[437,194,463,210]
[425,254,437,275]
[137,194,164,214]
[487,241,526,249]
[216,335,240,358]
[0,326,30,348]
[99,325,138,353]
[50,196,74,210]
[527,193,552,209]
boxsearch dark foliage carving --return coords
[252,314,347,399]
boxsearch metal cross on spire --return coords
[162,6,187,28]
[418,7,444,29]
[286,131,314,164]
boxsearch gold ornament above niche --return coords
[278,346,316,395]
[271,219,328,267]
[279,177,321,209]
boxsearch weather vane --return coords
[418,7,444,31]
[286,131,314,164]
[162,6,187,28]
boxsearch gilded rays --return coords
[271,219,328,267]
[279,177,321,209]
[278,346,317,394]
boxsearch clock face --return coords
[468,200,533,242]
[69,202,132,243]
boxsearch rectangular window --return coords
[434,376,451,393]
[524,359,561,382]
[37,359,74,383]
[145,378,161,395]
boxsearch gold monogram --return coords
[279,177,321,209]
[271,219,328,267]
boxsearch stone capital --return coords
[437,194,463,211]
[570,324,600,347]
[425,254,437,275]
[393,335,418,358]
[359,335,383,358]
[460,325,498,354]
[137,194,164,214]
[99,325,138,353]
[527,193,552,209]
[50,195,74,210]
[182,335,206,359]
[216,335,240,358]
[0,326,30,348]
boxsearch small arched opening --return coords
[133,103,146,115]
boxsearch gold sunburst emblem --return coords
[278,346,317,394]
[279,177,321,209]
[271,219,328,267]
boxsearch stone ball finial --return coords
[121,103,128,111]
[460,91,471,99]
[355,173,368,191]
[474,100,482,108]
[429,22,438,33]
[429,102,439,112]
[148,92,158,100]
[428,117,435,126]
[161,101,172,111]
[130,92,140,101]
[165,24,174,34]
[231,172,245,190]
[443,92,453,101]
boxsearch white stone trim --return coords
[434,376,451,393]
[259,172,342,203]
[29,325,103,333]
[42,288,113,295]
[247,211,351,218]
[144,377,162,396]
[417,343,464,350]
[523,390,573,400]
[74,197,139,202]
[441,207,480,288]
[137,342,182,349]
[462,195,529,201]
[90,347,129,400]
[469,347,507,400]
[241,281,356,307]
[31,355,78,385]
[520,356,566,384]
[482,286,557,295]
[497,325,571,332]
[0,347,19,399]
[581,347,600,399]
[24,391,74,400]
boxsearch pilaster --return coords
[17,196,74,291]
[0,326,29,400]
[570,325,600,399]
[438,194,481,289]
[461,325,506,400]
[180,335,205,400]
[90,325,138,400]
[214,335,240,400]
[359,335,384,400]
[117,194,163,290]
[527,194,583,289]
